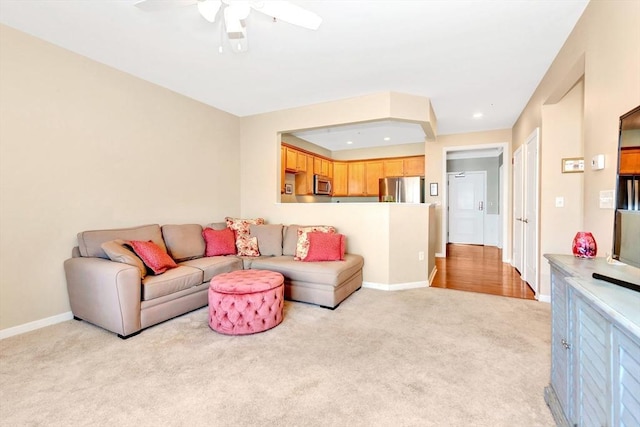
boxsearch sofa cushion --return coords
[249,254,364,286]
[129,240,178,275]
[205,222,228,231]
[78,224,165,259]
[303,233,345,262]
[141,266,203,301]
[180,256,243,282]
[203,227,237,257]
[282,225,300,256]
[101,239,147,278]
[295,226,336,260]
[250,224,283,256]
[162,224,205,262]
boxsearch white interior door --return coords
[524,129,540,296]
[448,171,486,244]
[512,147,524,274]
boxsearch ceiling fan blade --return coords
[197,0,222,22]
[134,0,197,12]
[224,5,247,39]
[251,1,322,30]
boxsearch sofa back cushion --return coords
[282,225,300,256]
[78,224,165,259]
[250,224,283,256]
[162,224,205,262]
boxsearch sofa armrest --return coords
[64,257,142,337]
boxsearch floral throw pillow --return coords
[225,217,265,256]
[128,240,178,275]
[294,226,336,260]
[236,236,260,258]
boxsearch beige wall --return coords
[0,26,241,330]
[239,93,433,285]
[513,0,640,284]
[539,80,585,297]
[425,129,512,255]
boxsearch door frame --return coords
[440,142,511,261]
[524,128,540,298]
[512,145,524,274]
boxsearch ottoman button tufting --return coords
[208,270,284,335]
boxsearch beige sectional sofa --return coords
[64,222,364,338]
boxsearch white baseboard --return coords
[363,281,428,291]
[537,294,551,303]
[0,311,73,340]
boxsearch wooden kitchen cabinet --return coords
[403,156,425,176]
[285,147,298,172]
[347,162,366,196]
[384,159,404,177]
[313,156,331,177]
[284,146,308,173]
[280,147,286,193]
[619,147,640,175]
[294,156,314,195]
[332,162,348,196]
[365,161,384,196]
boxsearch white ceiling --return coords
[0,0,589,148]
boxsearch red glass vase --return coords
[572,232,597,258]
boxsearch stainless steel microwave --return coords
[313,175,332,195]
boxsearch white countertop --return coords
[545,254,640,338]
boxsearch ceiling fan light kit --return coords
[135,0,322,53]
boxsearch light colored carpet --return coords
[0,287,554,426]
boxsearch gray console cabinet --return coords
[545,255,640,427]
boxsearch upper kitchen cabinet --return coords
[332,162,348,196]
[403,156,425,176]
[384,158,404,177]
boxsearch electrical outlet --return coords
[555,197,564,208]
[418,251,424,261]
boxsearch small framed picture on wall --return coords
[284,183,293,194]
[430,182,438,196]
[562,157,584,173]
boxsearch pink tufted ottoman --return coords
[208,270,284,335]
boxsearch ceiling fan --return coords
[134,0,322,52]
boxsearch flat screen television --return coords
[598,105,640,292]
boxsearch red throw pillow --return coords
[128,240,178,275]
[303,232,345,262]
[202,227,237,257]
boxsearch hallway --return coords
[432,244,536,300]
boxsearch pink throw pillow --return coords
[302,232,345,262]
[128,240,178,275]
[203,227,237,257]
[294,225,336,260]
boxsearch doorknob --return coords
[523,218,529,224]
[516,217,522,222]
[479,201,484,211]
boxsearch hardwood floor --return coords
[431,244,536,300]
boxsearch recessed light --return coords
[383,137,391,141]
[346,141,353,145]
[473,112,483,119]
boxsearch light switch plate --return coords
[599,190,614,209]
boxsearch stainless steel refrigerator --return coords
[379,176,425,203]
